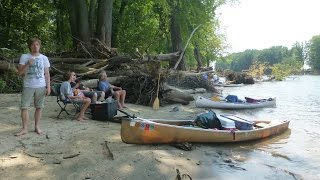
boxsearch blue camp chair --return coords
[52,83,81,118]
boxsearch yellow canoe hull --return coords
[121,118,290,144]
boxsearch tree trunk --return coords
[89,0,97,37]
[206,59,210,67]
[169,3,186,70]
[194,42,202,69]
[97,0,113,47]
[53,0,64,51]
[112,0,128,48]
[70,0,90,45]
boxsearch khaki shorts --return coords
[21,87,46,109]
[82,91,104,98]
[70,97,84,104]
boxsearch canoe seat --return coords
[255,123,271,128]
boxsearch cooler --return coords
[90,100,117,121]
[219,114,253,130]
[217,115,236,130]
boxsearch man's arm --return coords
[44,67,51,95]
[18,55,34,76]
[18,62,31,76]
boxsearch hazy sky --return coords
[217,0,320,53]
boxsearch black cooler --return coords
[90,100,117,121]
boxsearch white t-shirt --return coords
[60,81,73,100]
[19,53,50,88]
[213,74,218,81]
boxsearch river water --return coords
[207,75,320,180]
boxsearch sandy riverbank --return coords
[0,93,261,180]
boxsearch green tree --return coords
[0,0,56,52]
[0,0,227,71]
[97,0,113,47]
[255,46,289,65]
[308,35,320,71]
[229,49,258,72]
[289,41,304,63]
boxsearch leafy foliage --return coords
[248,62,268,80]
[1,0,228,70]
[0,71,23,93]
[0,0,56,53]
[228,49,258,72]
[0,80,6,92]
[270,56,303,80]
[308,35,320,71]
[219,43,307,80]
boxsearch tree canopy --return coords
[308,35,320,71]
[0,0,229,70]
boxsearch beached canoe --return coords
[195,96,276,109]
[121,118,290,144]
[212,83,244,87]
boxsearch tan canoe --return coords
[121,118,290,144]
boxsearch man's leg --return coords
[15,87,34,136]
[114,92,122,109]
[98,91,105,101]
[34,108,43,134]
[83,91,96,103]
[15,109,29,136]
[120,90,127,108]
[34,87,46,135]
[91,92,97,104]
[77,97,91,121]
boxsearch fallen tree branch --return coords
[81,76,127,88]
[142,52,180,61]
[51,65,65,74]
[77,64,109,77]
[103,141,114,160]
[49,57,106,63]
[174,24,202,69]
[63,153,80,159]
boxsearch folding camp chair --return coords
[52,83,81,118]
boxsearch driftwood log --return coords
[165,70,218,93]
[0,61,17,72]
[162,83,194,105]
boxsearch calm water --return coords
[206,75,320,180]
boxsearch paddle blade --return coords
[152,97,160,110]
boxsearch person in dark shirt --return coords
[98,70,126,109]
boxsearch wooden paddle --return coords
[152,73,161,110]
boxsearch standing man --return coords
[16,38,51,136]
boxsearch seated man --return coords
[213,74,219,83]
[60,71,91,122]
[98,70,127,109]
[70,77,105,104]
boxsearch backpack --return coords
[194,110,222,129]
[225,95,238,102]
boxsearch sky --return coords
[217,0,320,53]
